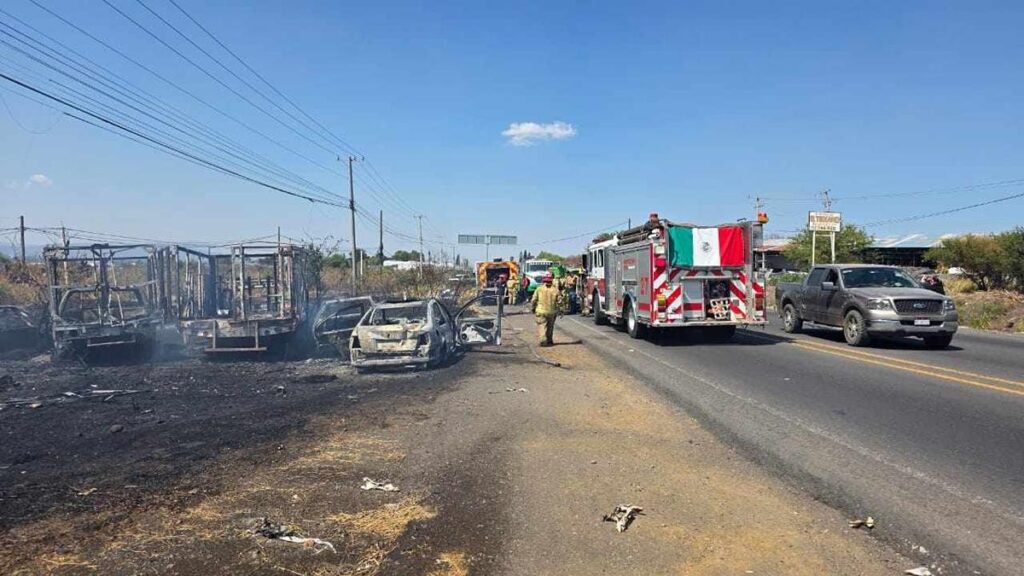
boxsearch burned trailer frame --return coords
[44,244,167,356]
[167,243,311,353]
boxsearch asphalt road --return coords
[557,313,1024,576]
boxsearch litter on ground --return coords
[602,504,643,533]
[904,567,933,576]
[360,477,400,492]
[253,518,337,554]
[848,516,875,529]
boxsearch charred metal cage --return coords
[168,243,311,353]
[43,244,166,356]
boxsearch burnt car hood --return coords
[847,287,946,300]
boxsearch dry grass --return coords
[427,551,470,576]
[328,498,437,540]
[954,289,1024,330]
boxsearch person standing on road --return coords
[531,272,560,347]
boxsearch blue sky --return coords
[2,0,1023,261]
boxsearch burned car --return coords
[349,295,499,369]
[312,296,376,358]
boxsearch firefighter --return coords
[531,272,560,347]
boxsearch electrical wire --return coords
[864,190,1024,227]
[0,72,343,207]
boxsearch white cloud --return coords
[501,121,577,146]
[27,174,53,188]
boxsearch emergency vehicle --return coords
[475,259,520,304]
[583,214,765,340]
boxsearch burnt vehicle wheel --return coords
[843,309,871,347]
[593,291,608,326]
[923,333,954,349]
[782,303,803,334]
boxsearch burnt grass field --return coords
[0,350,489,575]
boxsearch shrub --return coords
[944,277,977,295]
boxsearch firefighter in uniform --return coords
[531,272,560,347]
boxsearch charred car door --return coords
[453,293,502,346]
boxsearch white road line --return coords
[561,317,1024,525]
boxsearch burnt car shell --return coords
[349,300,448,368]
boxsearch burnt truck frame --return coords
[165,243,311,353]
[44,244,167,357]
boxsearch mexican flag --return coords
[669,226,746,267]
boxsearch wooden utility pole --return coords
[347,156,358,293]
[19,215,26,263]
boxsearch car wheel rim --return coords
[627,309,634,331]
[784,309,793,329]
[846,316,860,339]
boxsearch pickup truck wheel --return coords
[923,333,954,349]
[843,310,871,347]
[782,303,803,333]
[593,291,608,326]
[625,301,645,339]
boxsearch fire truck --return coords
[475,259,520,304]
[583,214,765,340]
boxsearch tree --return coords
[535,250,564,262]
[389,250,421,262]
[782,224,873,270]
[925,235,1004,290]
[996,228,1024,290]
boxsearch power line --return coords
[531,221,630,246]
[161,0,427,223]
[0,72,344,207]
[18,1,350,184]
[0,37,343,204]
[864,190,1024,227]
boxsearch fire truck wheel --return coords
[593,291,608,326]
[625,300,645,339]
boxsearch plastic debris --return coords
[360,477,400,492]
[76,487,97,496]
[848,516,875,529]
[489,387,529,394]
[904,568,933,576]
[253,518,336,555]
[602,504,643,532]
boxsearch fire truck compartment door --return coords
[682,280,705,319]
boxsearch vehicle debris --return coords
[76,487,97,497]
[904,567,933,576]
[602,504,643,532]
[252,518,336,554]
[848,516,875,529]
[360,477,400,492]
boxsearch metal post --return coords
[416,215,425,276]
[348,156,358,293]
[811,231,816,267]
[18,215,26,263]
[830,231,836,264]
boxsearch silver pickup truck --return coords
[775,264,958,348]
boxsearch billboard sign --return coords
[808,212,842,232]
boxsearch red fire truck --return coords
[583,214,765,340]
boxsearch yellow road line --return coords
[791,338,1024,389]
[789,342,1024,397]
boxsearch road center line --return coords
[738,330,1024,394]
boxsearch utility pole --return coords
[19,215,26,263]
[416,215,425,268]
[377,210,384,265]
[820,189,835,263]
[347,155,358,293]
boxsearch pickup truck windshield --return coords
[841,267,919,288]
